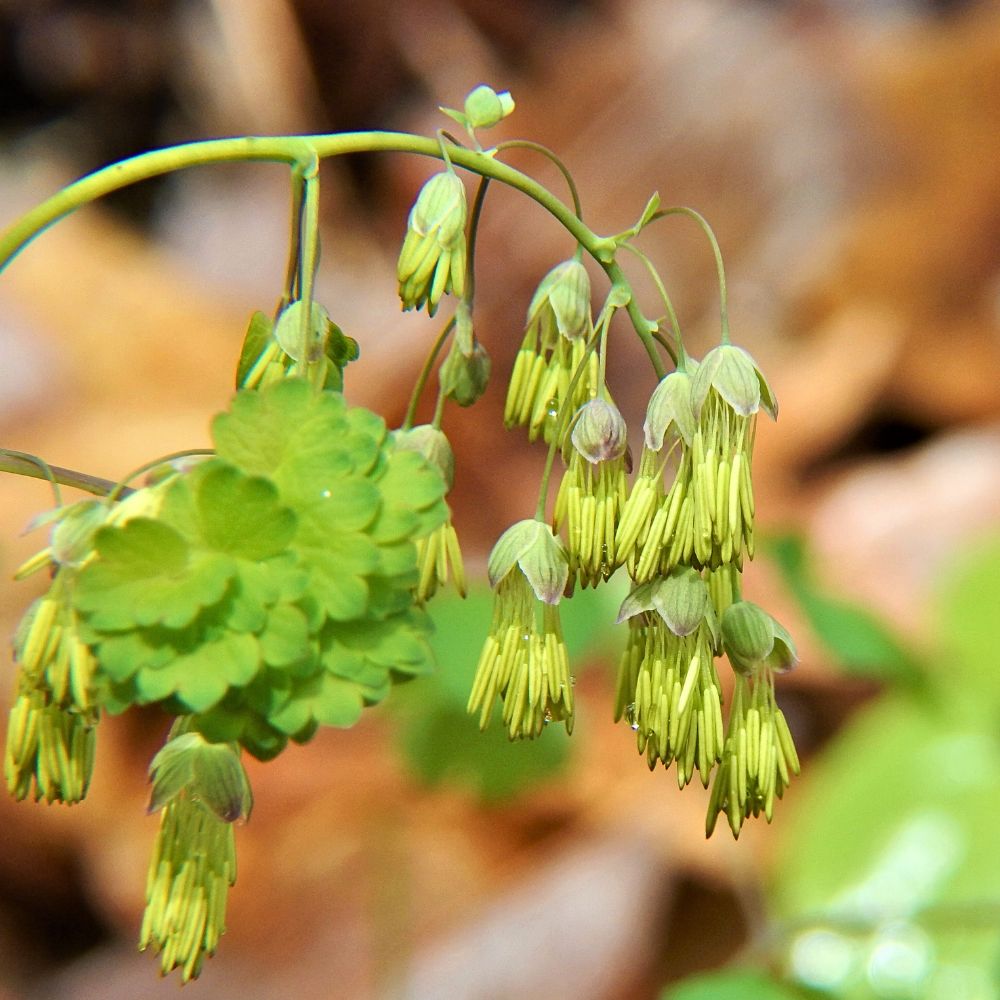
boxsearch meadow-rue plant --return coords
[0,82,800,980]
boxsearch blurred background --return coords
[1,1,1000,998]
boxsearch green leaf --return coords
[76,520,236,630]
[258,603,312,667]
[136,632,260,712]
[661,971,802,1000]
[234,310,274,388]
[303,549,369,620]
[267,673,363,734]
[388,582,621,801]
[212,380,348,479]
[193,464,296,560]
[937,534,1000,701]
[771,695,1000,999]
[767,534,923,686]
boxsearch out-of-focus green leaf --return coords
[661,970,803,1000]
[767,534,923,686]
[937,534,1000,703]
[770,537,1000,1000]
[390,579,623,801]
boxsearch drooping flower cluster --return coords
[141,731,251,981]
[474,268,800,835]
[0,81,809,992]
[504,259,599,444]
[467,520,574,740]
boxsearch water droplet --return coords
[320,489,332,499]
[624,702,639,730]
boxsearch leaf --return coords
[212,380,348,479]
[76,520,236,630]
[661,971,803,1000]
[234,310,274,388]
[771,695,1000,999]
[388,582,621,801]
[267,673,363,734]
[258,603,312,667]
[193,464,296,560]
[136,632,260,712]
[767,534,923,686]
[936,533,1000,704]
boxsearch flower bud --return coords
[721,601,797,676]
[439,339,491,407]
[463,85,515,129]
[393,425,455,492]
[488,519,568,604]
[571,398,627,464]
[148,731,253,824]
[643,369,697,451]
[397,171,468,316]
[692,344,777,420]
[274,300,330,363]
[526,259,591,343]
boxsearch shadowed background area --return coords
[1,1,999,998]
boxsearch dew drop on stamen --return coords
[625,702,639,730]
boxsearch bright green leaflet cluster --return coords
[0,83,799,982]
[73,379,446,760]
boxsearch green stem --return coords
[107,449,216,503]
[281,168,306,309]
[596,303,613,397]
[431,386,447,430]
[495,140,583,220]
[465,176,490,303]
[0,451,128,499]
[603,260,664,379]
[619,241,683,367]
[402,317,455,430]
[657,206,730,344]
[0,130,662,379]
[0,450,62,505]
[292,156,324,388]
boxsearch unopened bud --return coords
[571,398,627,464]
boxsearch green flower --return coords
[5,568,100,804]
[615,569,724,786]
[393,425,465,604]
[554,398,630,588]
[397,171,468,316]
[503,260,596,443]
[618,370,698,581]
[721,601,797,676]
[4,688,96,804]
[467,521,573,739]
[706,673,800,839]
[140,731,250,980]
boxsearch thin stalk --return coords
[402,317,455,430]
[0,130,662,387]
[0,452,127,499]
[465,176,490,302]
[0,450,62,505]
[292,156,324,388]
[280,168,306,309]
[658,206,729,344]
[619,241,683,367]
[495,140,583,220]
[431,387,447,430]
[107,449,216,503]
